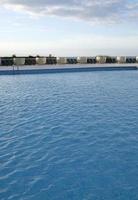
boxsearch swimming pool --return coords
[0,70,138,200]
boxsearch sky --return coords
[0,0,138,56]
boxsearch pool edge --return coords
[0,66,137,76]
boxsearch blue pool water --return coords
[0,70,138,200]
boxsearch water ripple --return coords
[0,71,138,200]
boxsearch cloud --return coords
[0,0,138,24]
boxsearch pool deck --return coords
[0,64,138,75]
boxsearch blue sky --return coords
[0,0,138,56]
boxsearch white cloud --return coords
[0,0,138,24]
